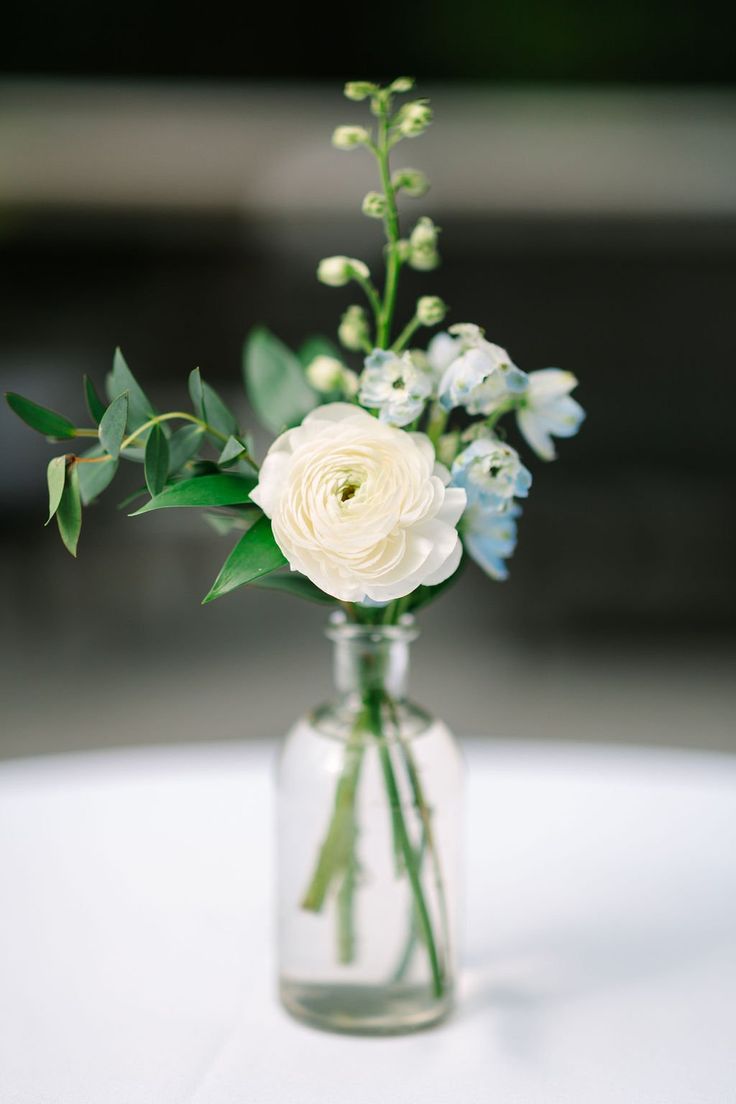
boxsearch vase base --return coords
[279,978,454,1035]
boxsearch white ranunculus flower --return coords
[250,404,466,603]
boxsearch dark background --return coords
[1,2,734,758]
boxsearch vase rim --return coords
[326,609,419,644]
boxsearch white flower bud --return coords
[390,76,415,93]
[437,430,461,468]
[306,355,346,393]
[338,305,370,351]
[410,248,440,272]
[416,296,447,326]
[317,256,370,287]
[391,167,430,198]
[344,81,377,102]
[410,216,439,249]
[362,191,387,219]
[396,100,433,138]
[331,125,370,151]
[341,368,360,397]
[395,239,412,263]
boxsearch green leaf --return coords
[56,463,82,556]
[202,515,286,603]
[116,486,147,510]
[188,367,205,419]
[298,335,341,367]
[243,327,318,435]
[144,423,169,497]
[77,445,118,505]
[167,425,204,473]
[203,508,260,536]
[107,348,155,432]
[5,393,77,439]
[131,472,256,515]
[83,375,106,424]
[45,456,67,524]
[218,435,249,467]
[98,393,128,459]
[189,368,239,442]
[252,572,336,605]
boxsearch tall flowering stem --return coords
[374,100,403,348]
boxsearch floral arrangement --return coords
[5,77,584,1014]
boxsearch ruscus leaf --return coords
[56,463,82,556]
[168,425,205,473]
[77,445,118,505]
[99,393,128,459]
[243,327,318,435]
[202,515,286,603]
[107,348,155,433]
[144,422,169,497]
[45,456,67,524]
[5,393,77,439]
[130,473,257,515]
[83,375,106,424]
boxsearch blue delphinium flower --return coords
[438,324,528,415]
[517,369,585,460]
[463,502,520,581]
[358,349,433,427]
[451,437,532,511]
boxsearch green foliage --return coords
[56,463,82,556]
[131,472,257,515]
[243,327,318,434]
[107,348,155,434]
[83,375,106,424]
[217,435,252,468]
[167,425,205,474]
[45,456,67,524]
[98,394,128,459]
[202,515,286,603]
[144,423,169,497]
[5,393,77,439]
[189,367,240,443]
[76,446,118,505]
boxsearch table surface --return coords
[1,739,735,1104]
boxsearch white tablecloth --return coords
[1,740,734,1104]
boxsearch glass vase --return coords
[277,611,463,1035]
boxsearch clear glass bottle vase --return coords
[277,612,462,1034]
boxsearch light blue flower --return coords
[463,502,520,581]
[517,369,585,460]
[358,349,433,427]
[438,324,528,414]
[451,437,532,511]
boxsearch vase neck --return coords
[327,615,418,701]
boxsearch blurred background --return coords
[1,1,734,760]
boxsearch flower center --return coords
[340,483,358,502]
[392,377,405,390]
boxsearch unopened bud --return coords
[395,239,412,263]
[391,167,430,198]
[389,76,415,94]
[317,256,370,287]
[306,355,345,392]
[338,305,370,351]
[416,296,447,326]
[361,191,387,219]
[410,216,439,249]
[396,100,433,138]
[331,125,370,151]
[344,81,377,102]
[341,368,360,398]
[437,430,461,468]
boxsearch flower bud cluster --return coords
[317,256,370,287]
[332,126,370,151]
[338,305,370,351]
[408,217,440,271]
[306,355,359,397]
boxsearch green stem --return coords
[426,402,449,447]
[366,688,444,998]
[375,107,402,348]
[391,314,421,354]
[353,273,384,335]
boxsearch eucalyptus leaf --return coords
[202,514,286,603]
[99,393,128,459]
[45,456,67,524]
[203,509,259,536]
[5,393,77,439]
[298,335,341,367]
[107,348,155,433]
[252,572,336,605]
[188,368,205,420]
[243,327,318,435]
[168,425,204,474]
[131,472,256,515]
[76,445,118,505]
[116,486,148,511]
[83,375,107,424]
[218,435,249,467]
[144,423,169,497]
[56,463,82,556]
